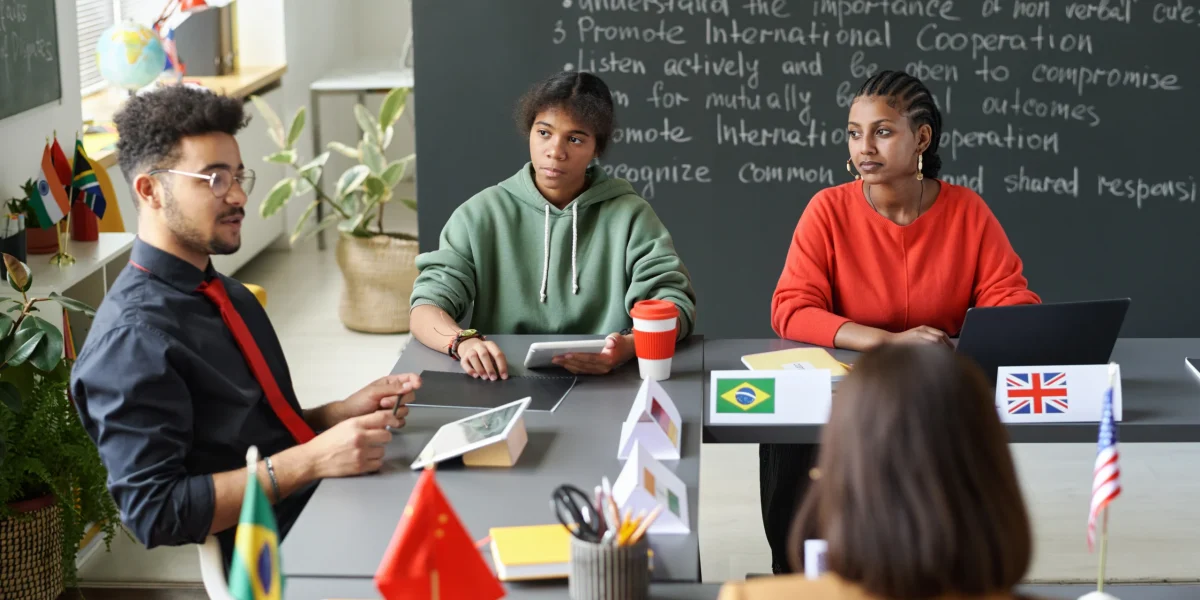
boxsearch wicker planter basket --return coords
[1,495,64,600]
[335,234,420,334]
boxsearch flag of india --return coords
[30,148,68,228]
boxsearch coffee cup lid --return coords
[630,299,678,321]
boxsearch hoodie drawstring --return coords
[539,203,581,303]
[540,205,550,303]
[571,203,579,295]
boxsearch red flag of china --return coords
[375,468,506,600]
[50,138,73,192]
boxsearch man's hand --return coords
[458,338,509,381]
[338,373,421,422]
[552,334,635,375]
[303,410,403,479]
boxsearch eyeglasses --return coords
[148,168,256,198]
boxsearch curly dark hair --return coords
[514,71,616,157]
[113,85,249,186]
[854,70,943,179]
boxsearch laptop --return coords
[954,299,1131,381]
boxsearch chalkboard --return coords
[0,0,62,121]
[414,0,1198,339]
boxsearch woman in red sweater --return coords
[759,70,1040,575]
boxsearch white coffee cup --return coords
[804,539,828,580]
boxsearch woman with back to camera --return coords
[759,70,1041,574]
[720,343,1037,600]
[408,71,696,379]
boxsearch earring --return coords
[809,467,822,480]
[916,155,924,181]
[846,159,859,180]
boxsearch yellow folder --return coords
[740,348,850,378]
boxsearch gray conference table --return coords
[281,335,704,589]
[284,577,720,600]
[703,338,1200,444]
[281,576,1200,599]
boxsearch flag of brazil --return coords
[716,378,775,413]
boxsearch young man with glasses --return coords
[69,85,421,568]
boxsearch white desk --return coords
[2,233,136,299]
[1,233,136,350]
[309,61,415,249]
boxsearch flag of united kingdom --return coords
[1006,372,1069,414]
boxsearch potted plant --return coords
[2,196,29,274]
[251,88,420,334]
[0,254,120,598]
[16,180,59,256]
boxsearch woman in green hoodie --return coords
[409,71,697,380]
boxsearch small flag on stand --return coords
[1082,364,1122,600]
[50,135,73,196]
[228,446,284,600]
[1088,364,1122,551]
[29,143,69,229]
[71,139,106,218]
[375,467,505,600]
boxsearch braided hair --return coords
[853,71,943,179]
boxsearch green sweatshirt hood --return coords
[411,163,697,339]
[502,162,636,212]
[502,163,638,301]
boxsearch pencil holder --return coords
[568,535,651,600]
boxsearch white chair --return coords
[198,535,237,600]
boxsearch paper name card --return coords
[618,378,682,461]
[708,370,832,425]
[995,365,1122,423]
[613,441,690,535]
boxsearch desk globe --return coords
[95,20,167,91]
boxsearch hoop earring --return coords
[846,159,860,181]
[916,155,924,181]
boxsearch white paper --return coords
[995,364,1122,423]
[618,379,682,460]
[612,441,690,534]
[708,370,832,425]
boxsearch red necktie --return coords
[197,277,315,444]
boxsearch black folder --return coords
[406,370,577,412]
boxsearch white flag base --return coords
[1077,592,1121,600]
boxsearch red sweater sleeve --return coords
[973,208,1042,307]
[771,194,852,346]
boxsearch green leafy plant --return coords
[251,87,417,244]
[8,179,36,222]
[0,253,120,586]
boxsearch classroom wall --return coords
[353,0,416,178]
[267,0,364,248]
[0,0,82,212]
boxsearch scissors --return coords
[550,484,604,543]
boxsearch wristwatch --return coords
[448,329,485,360]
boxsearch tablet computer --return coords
[524,339,608,368]
[410,397,532,470]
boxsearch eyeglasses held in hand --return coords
[148,168,256,198]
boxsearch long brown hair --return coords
[789,344,1032,599]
